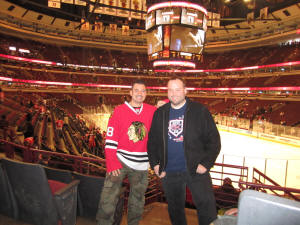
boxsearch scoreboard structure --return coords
[146,1,208,68]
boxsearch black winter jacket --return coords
[147,98,221,176]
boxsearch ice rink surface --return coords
[214,130,300,189]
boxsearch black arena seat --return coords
[0,159,17,218]
[2,158,79,225]
[44,166,73,184]
[73,172,124,225]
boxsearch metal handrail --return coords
[2,139,299,203]
[252,167,300,201]
[239,180,300,201]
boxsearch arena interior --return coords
[0,0,300,224]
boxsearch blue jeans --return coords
[161,171,217,225]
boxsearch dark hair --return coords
[223,177,232,185]
[132,79,146,89]
[168,76,186,87]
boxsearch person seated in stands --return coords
[24,136,34,147]
[27,100,34,108]
[21,113,34,143]
[37,153,50,166]
[84,132,89,143]
[0,88,4,103]
[222,178,239,194]
[102,130,106,140]
[63,113,69,125]
[215,177,240,209]
[249,116,254,131]
[95,127,103,145]
[39,103,46,116]
[34,102,40,111]
[88,131,96,155]
[0,115,9,140]
[55,117,64,138]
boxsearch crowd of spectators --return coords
[0,92,107,158]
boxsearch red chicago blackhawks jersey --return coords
[105,102,156,172]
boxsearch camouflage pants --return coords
[96,163,148,225]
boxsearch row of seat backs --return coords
[43,166,105,219]
[0,158,124,225]
[0,158,17,218]
[0,158,78,225]
[43,165,125,224]
[44,166,124,225]
[45,166,300,225]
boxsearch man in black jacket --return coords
[147,77,221,225]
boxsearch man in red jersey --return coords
[96,79,156,225]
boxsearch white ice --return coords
[213,130,300,189]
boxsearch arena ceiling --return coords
[1,0,300,52]
[6,0,300,28]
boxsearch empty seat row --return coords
[0,158,124,225]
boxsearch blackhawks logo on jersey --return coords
[127,121,146,143]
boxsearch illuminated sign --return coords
[181,8,204,28]
[147,25,163,54]
[155,61,300,73]
[145,11,156,30]
[153,60,196,68]
[1,75,299,92]
[156,8,181,25]
[147,1,207,15]
[1,53,300,74]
